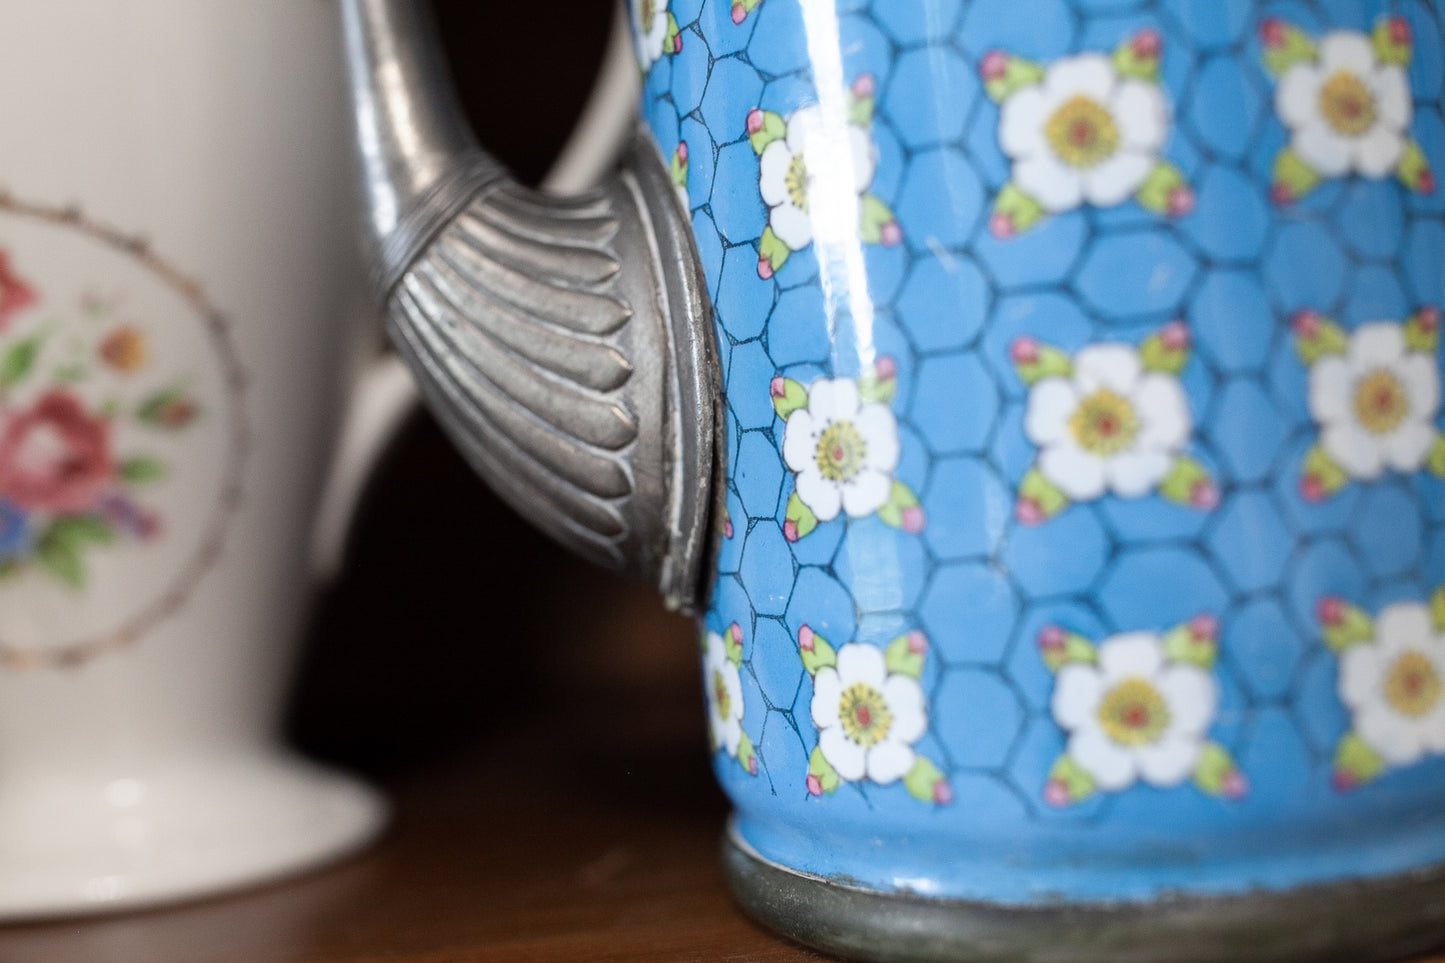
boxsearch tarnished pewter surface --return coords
[340,0,717,611]
[723,827,1445,963]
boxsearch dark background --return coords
[286,0,704,787]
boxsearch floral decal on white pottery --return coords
[799,625,950,804]
[1010,323,1217,524]
[1260,17,1434,203]
[981,29,1194,238]
[0,197,244,669]
[631,0,681,73]
[702,623,758,775]
[1293,310,1444,500]
[1039,617,1246,806]
[669,141,689,211]
[772,359,924,542]
[747,75,901,279]
[1319,589,1445,790]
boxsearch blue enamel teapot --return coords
[340,1,1445,959]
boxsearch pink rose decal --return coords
[0,250,37,334]
[0,390,116,513]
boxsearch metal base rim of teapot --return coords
[721,827,1445,963]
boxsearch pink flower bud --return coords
[989,210,1015,239]
[1189,613,1219,642]
[1038,624,1067,651]
[671,33,682,53]
[1317,596,1345,628]
[1160,320,1190,351]
[851,73,876,99]
[1221,769,1248,800]
[874,355,898,380]
[1190,479,1220,510]
[1420,169,1437,194]
[728,623,743,646]
[798,624,815,652]
[783,519,799,542]
[1389,16,1412,47]
[1167,185,1195,217]
[1009,335,1039,365]
[901,505,926,533]
[1299,473,1326,503]
[747,755,759,775]
[806,773,823,796]
[1131,28,1162,60]
[1043,779,1071,808]
[1269,181,1294,206]
[980,50,1008,82]
[907,630,927,655]
[1331,768,1358,792]
[676,141,688,163]
[932,780,953,805]
[770,375,786,398]
[1260,18,1286,47]
[723,518,734,539]
[880,220,902,246]
[731,1,745,24]
[746,107,765,135]
[1418,306,1440,331]
[757,254,775,280]
[1290,309,1321,338]
[1014,496,1045,525]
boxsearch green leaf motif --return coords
[758,224,791,277]
[799,625,837,677]
[1192,742,1245,798]
[1431,585,1445,632]
[1301,444,1350,498]
[1371,16,1412,67]
[120,455,165,485]
[1292,315,1349,365]
[1158,455,1214,509]
[1134,160,1189,215]
[857,194,896,245]
[1334,731,1386,788]
[784,491,819,542]
[876,480,923,532]
[1011,342,1072,386]
[771,377,808,420]
[848,89,874,127]
[1138,326,1190,374]
[1272,147,1323,203]
[883,632,926,679]
[0,337,42,389]
[1429,435,1445,478]
[808,745,841,794]
[748,110,787,155]
[1320,599,1376,653]
[136,384,200,429]
[737,731,759,776]
[49,514,116,548]
[982,55,1044,103]
[724,623,744,667]
[1162,620,1218,669]
[856,363,897,404]
[1039,629,1097,673]
[0,560,20,582]
[1397,139,1434,194]
[1111,30,1162,81]
[1017,468,1070,523]
[1262,21,1319,77]
[991,182,1045,237]
[903,755,948,804]
[1046,753,1096,805]
[1405,308,1441,353]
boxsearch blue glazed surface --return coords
[633,0,1445,903]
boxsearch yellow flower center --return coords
[712,668,731,721]
[1384,650,1441,718]
[1353,368,1410,435]
[99,325,148,373]
[838,680,892,747]
[1069,387,1140,455]
[1097,677,1170,746]
[1045,95,1120,169]
[785,151,810,212]
[1319,70,1377,137]
[815,419,867,482]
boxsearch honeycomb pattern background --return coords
[636,0,1445,844]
